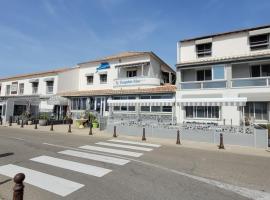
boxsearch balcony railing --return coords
[180,80,227,90]
[231,77,270,88]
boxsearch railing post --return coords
[113,125,117,137]
[218,133,225,149]
[142,127,146,141]
[176,130,181,145]
[13,173,25,200]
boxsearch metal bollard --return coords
[176,130,181,145]
[68,120,72,133]
[113,126,117,137]
[50,120,54,131]
[13,173,25,200]
[218,133,225,149]
[89,119,92,135]
[0,117,2,125]
[142,127,146,141]
[20,120,24,128]
[9,116,12,126]
[34,120,38,129]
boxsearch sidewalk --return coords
[4,123,270,158]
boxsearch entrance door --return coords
[13,105,27,116]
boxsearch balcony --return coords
[113,76,160,87]
[231,77,270,88]
[180,80,227,90]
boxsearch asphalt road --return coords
[0,126,269,200]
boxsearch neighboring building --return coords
[176,25,270,125]
[58,51,176,121]
[0,68,71,123]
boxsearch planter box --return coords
[39,119,47,126]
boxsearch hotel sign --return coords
[113,77,160,87]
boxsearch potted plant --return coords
[39,113,48,126]
[92,118,99,128]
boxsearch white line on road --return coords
[59,150,130,166]
[7,137,26,141]
[96,142,153,151]
[0,164,84,197]
[30,156,111,177]
[108,139,161,147]
[79,145,143,157]
[43,142,270,200]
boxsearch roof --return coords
[0,67,73,82]
[180,24,270,43]
[78,51,175,73]
[177,49,270,68]
[58,85,176,97]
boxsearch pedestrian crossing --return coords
[0,139,161,197]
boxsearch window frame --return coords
[249,34,269,50]
[126,70,137,78]
[196,43,212,58]
[86,75,94,85]
[100,74,107,84]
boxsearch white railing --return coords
[180,80,227,90]
[231,77,270,88]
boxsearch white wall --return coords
[57,68,79,93]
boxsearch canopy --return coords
[47,95,68,105]
[107,99,174,106]
[176,97,247,106]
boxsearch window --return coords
[46,81,54,94]
[100,74,107,84]
[196,43,212,57]
[250,64,270,77]
[151,106,161,112]
[86,76,93,85]
[71,98,87,110]
[197,69,212,81]
[19,83,24,95]
[185,106,219,119]
[127,70,137,77]
[141,106,150,112]
[6,85,10,96]
[244,102,268,120]
[32,82,38,94]
[249,34,269,50]
[112,96,136,112]
[213,65,225,79]
[11,82,18,95]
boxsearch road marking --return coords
[96,142,153,151]
[7,137,25,141]
[30,156,111,177]
[59,150,130,166]
[42,142,270,199]
[0,164,84,197]
[79,145,143,157]
[108,139,161,147]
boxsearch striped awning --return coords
[176,97,247,106]
[107,99,174,106]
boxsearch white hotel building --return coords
[176,25,270,126]
[0,52,176,123]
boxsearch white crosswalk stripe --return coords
[79,145,143,157]
[30,156,111,177]
[0,164,84,197]
[96,142,153,151]
[108,139,161,147]
[58,150,130,166]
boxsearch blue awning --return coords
[97,62,110,71]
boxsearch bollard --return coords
[34,120,38,130]
[13,173,25,200]
[113,126,117,137]
[223,119,225,125]
[0,117,2,125]
[17,118,20,125]
[142,127,146,141]
[176,130,181,145]
[68,121,72,133]
[20,120,24,128]
[89,119,92,135]
[218,133,225,149]
[50,120,54,131]
[9,116,12,126]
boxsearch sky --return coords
[0,0,270,78]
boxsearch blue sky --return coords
[0,0,270,78]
